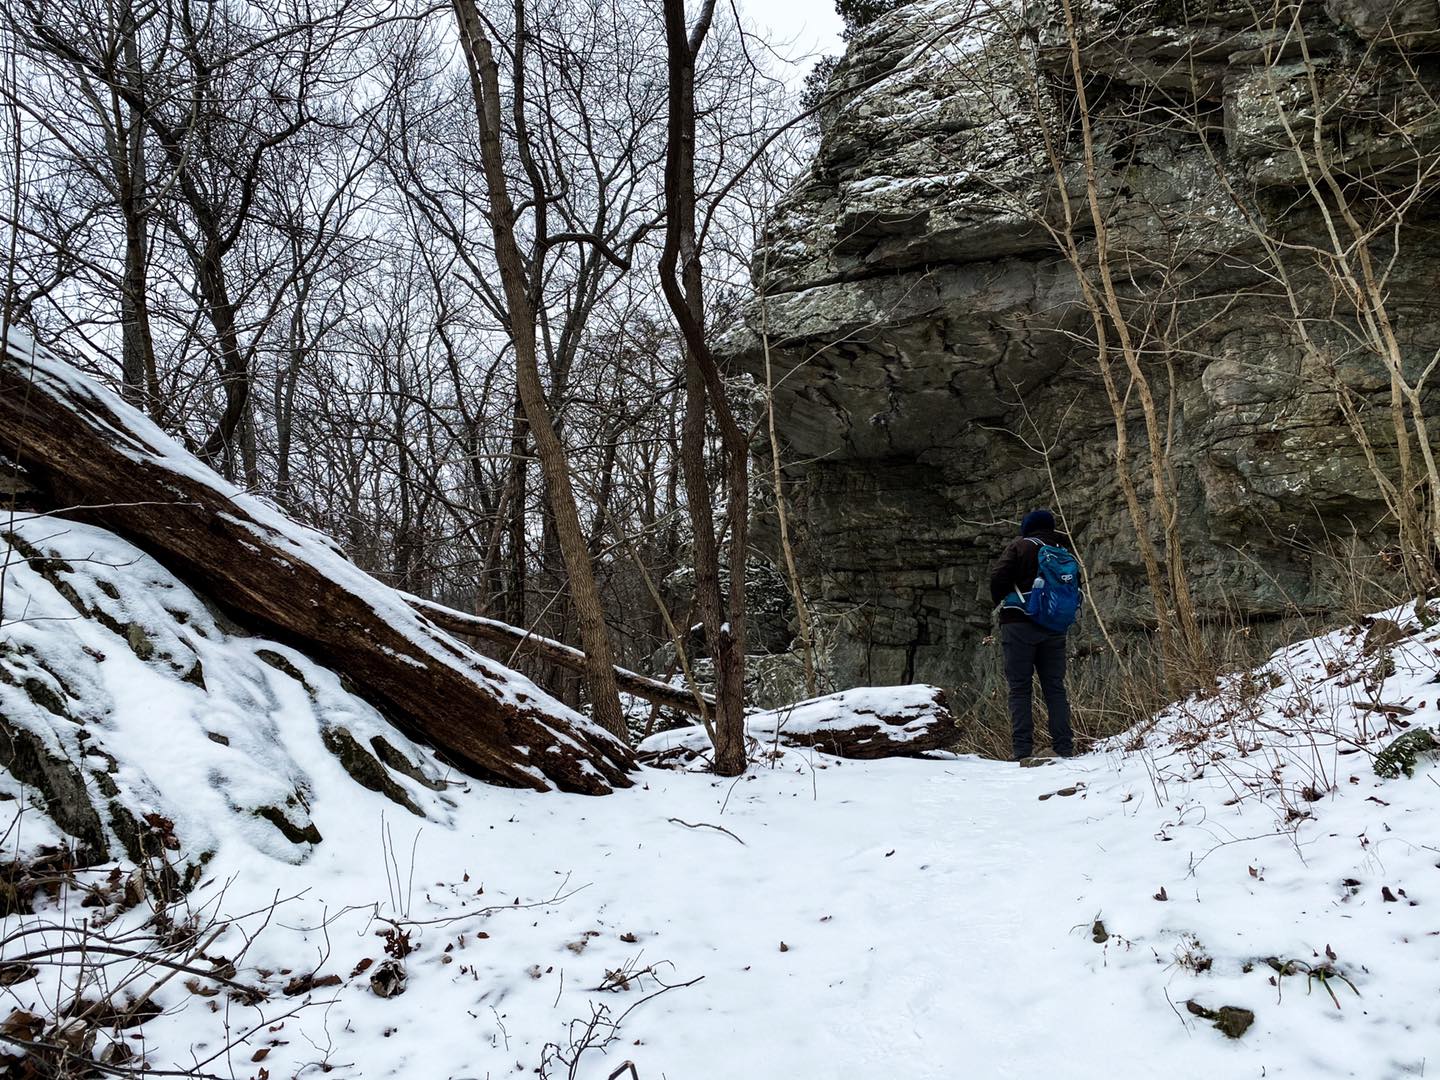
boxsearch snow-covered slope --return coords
[3,552,1437,1076]
[1,514,453,872]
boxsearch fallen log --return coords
[749,685,956,758]
[0,331,633,795]
[637,685,956,762]
[405,594,714,718]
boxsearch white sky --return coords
[734,0,845,83]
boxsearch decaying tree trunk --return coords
[0,335,634,795]
[405,594,715,718]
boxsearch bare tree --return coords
[450,0,629,740]
[659,0,749,776]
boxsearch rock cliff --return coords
[736,0,1440,697]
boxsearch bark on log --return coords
[0,334,633,794]
[405,594,715,718]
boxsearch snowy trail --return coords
[391,743,1431,1080]
[587,757,1175,1080]
[8,600,1440,1079]
[329,754,1269,1080]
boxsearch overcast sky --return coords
[735,0,844,83]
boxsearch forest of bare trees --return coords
[0,0,817,764]
[4,0,1439,762]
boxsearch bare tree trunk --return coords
[1055,0,1204,679]
[659,0,748,777]
[451,0,628,742]
[114,0,160,419]
[758,281,817,697]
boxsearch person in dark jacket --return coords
[989,509,1076,761]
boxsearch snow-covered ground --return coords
[5,585,1438,1077]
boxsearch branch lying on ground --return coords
[405,593,715,717]
[666,818,745,845]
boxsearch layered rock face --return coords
[736,0,1440,696]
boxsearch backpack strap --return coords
[999,537,1050,611]
[1010,538,1045,604]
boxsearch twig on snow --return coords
[666,818,745,845]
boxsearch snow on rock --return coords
[0,327,617,754]
[0,514,453,869]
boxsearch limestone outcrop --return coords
[735,0,1440,696]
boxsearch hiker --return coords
[989,509,1081,761]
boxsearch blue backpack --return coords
[1014,538,1082,632]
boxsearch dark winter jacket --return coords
[989,528,1076,627]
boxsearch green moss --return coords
[1374,728,1438,779]
[125,624,156,662]
[322,727,424,816]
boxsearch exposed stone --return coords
[1185,1000,1256,1039]
[254,804,323,846]
[180,659,207,689]
[663,557,796,656]
[0,711,107,863]
[321,726,424,817]
[732,0,1440,700]
[256,649,316,696]
[124,624,156,661]
[369,735,447,791]
[3,516,456,872]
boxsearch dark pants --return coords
[1001,620,1073,759]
